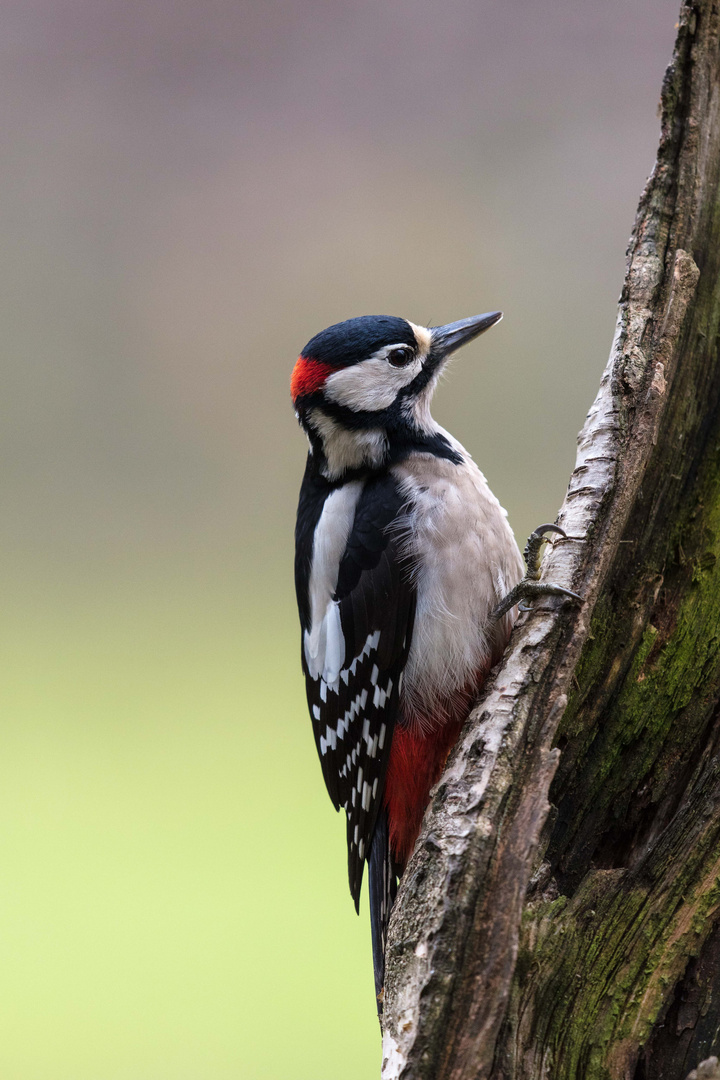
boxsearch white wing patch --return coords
[304,481,364,683]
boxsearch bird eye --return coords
[387,347,414,368]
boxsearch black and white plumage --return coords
[292,312,525,1005]
[295,469,415,945]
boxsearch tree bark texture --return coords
[382,4,720,1078]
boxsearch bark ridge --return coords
[382,4,720,1078]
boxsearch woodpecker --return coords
[292,312,578,1007]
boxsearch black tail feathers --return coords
[368,807,398,1015]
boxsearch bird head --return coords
[291,311,502,479]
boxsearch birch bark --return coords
[382,4,720,1078]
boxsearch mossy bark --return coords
[382,4,720,1078]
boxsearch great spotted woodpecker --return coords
[292,312,578,1007]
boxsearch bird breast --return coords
[392,444,524,727]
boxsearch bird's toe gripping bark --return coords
[491,524,582,620]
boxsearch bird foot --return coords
[491,524,582,620]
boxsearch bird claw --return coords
[523,523,567,578]
[491,524,582,620]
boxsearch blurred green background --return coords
[0,1,679,1076]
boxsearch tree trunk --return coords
[381,3,720,1078]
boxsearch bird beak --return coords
[430,311,503,357]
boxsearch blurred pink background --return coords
[0,4,680,1077]
[2,0,680,568]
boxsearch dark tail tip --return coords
[368,808,398,1017]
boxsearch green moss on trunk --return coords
[492,4,720,1076]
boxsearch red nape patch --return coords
[290,356,336,401]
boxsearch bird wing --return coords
[300,471,416,909]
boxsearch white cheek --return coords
[324,357,421,412]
